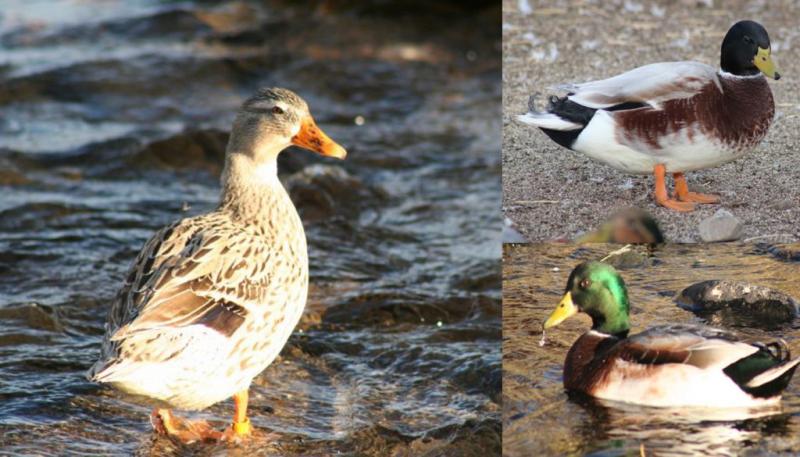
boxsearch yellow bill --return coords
[754,47,780,80]
[543,291,578,329]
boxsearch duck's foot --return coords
[677,191,720,204]
[653,165,696,212]
[656,197,696,212]
[150,408,225,444]
[673,172,720,204]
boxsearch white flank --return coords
[595,359,779,408]
[572,110,744,174]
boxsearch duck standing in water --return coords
[87,88,347,442]
[519,20,779,211]
[543,262,800,407]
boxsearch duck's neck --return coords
[219,152,290,223]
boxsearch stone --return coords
[675,280,799,328]
[698,209,742,242]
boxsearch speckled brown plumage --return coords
[87,88,346,424]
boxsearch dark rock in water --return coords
[603,248,655,270]
[450,259,501,294]
[134,129,228,174]
[285,164,386,222]
[676,280,799,328]
[755,242,800,262]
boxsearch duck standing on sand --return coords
[87,88,347,442]
[518,20,779,211]
[543,262,800,407]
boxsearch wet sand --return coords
[503,0,800,242]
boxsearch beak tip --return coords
[775,72,782,80]
[330,146,347,160]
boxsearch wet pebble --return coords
[675,280,799,328]
[698,209,742,242]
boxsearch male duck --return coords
[519,20,779,211]
[543,262,800,407]
[87,88,346,442]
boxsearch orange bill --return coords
[291,116,347,159]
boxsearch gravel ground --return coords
[503,0,800,243]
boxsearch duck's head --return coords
[721,20,780,80]
[577,208,664,244]
[544,261,631,336]
[228,87,347,163]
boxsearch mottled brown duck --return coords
[87,88,346,443]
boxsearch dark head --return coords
[543,261,631,336]
[228,87,347,162]
[720,20,780,80]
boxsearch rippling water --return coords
[0,2,501,454]
[504,243,800,456]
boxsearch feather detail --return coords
[564,325,798,407]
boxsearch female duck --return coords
[544,262,799,407]
[519,20,779,211]
[88,88,346,442]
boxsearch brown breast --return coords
[563,331,619,394]
[614,75,774,151]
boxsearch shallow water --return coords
[503,243,800,456]
[0,2,501,455]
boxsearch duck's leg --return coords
[223,389,253,440]
[150,408,223,443]
[653,164,695,211]
[673,172,720,204]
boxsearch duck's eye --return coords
[743,36,754,44]
[272,106,284,115]
[579,279,591,289]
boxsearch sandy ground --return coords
[503,0,800,243]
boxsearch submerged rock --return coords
[285,164,386,222]
[676,280,799,328]
[755,242,800,262]
[134,129,228,174]
[698,209,742,242]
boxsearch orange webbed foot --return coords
[653,165,697,212]
[150,408,224,444]
[656,198,696,212]
[676,191,720,204]
[673,172,720,204]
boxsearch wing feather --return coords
[107,213,270,342]
[617,324,759,371]
[564,61,720,109]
